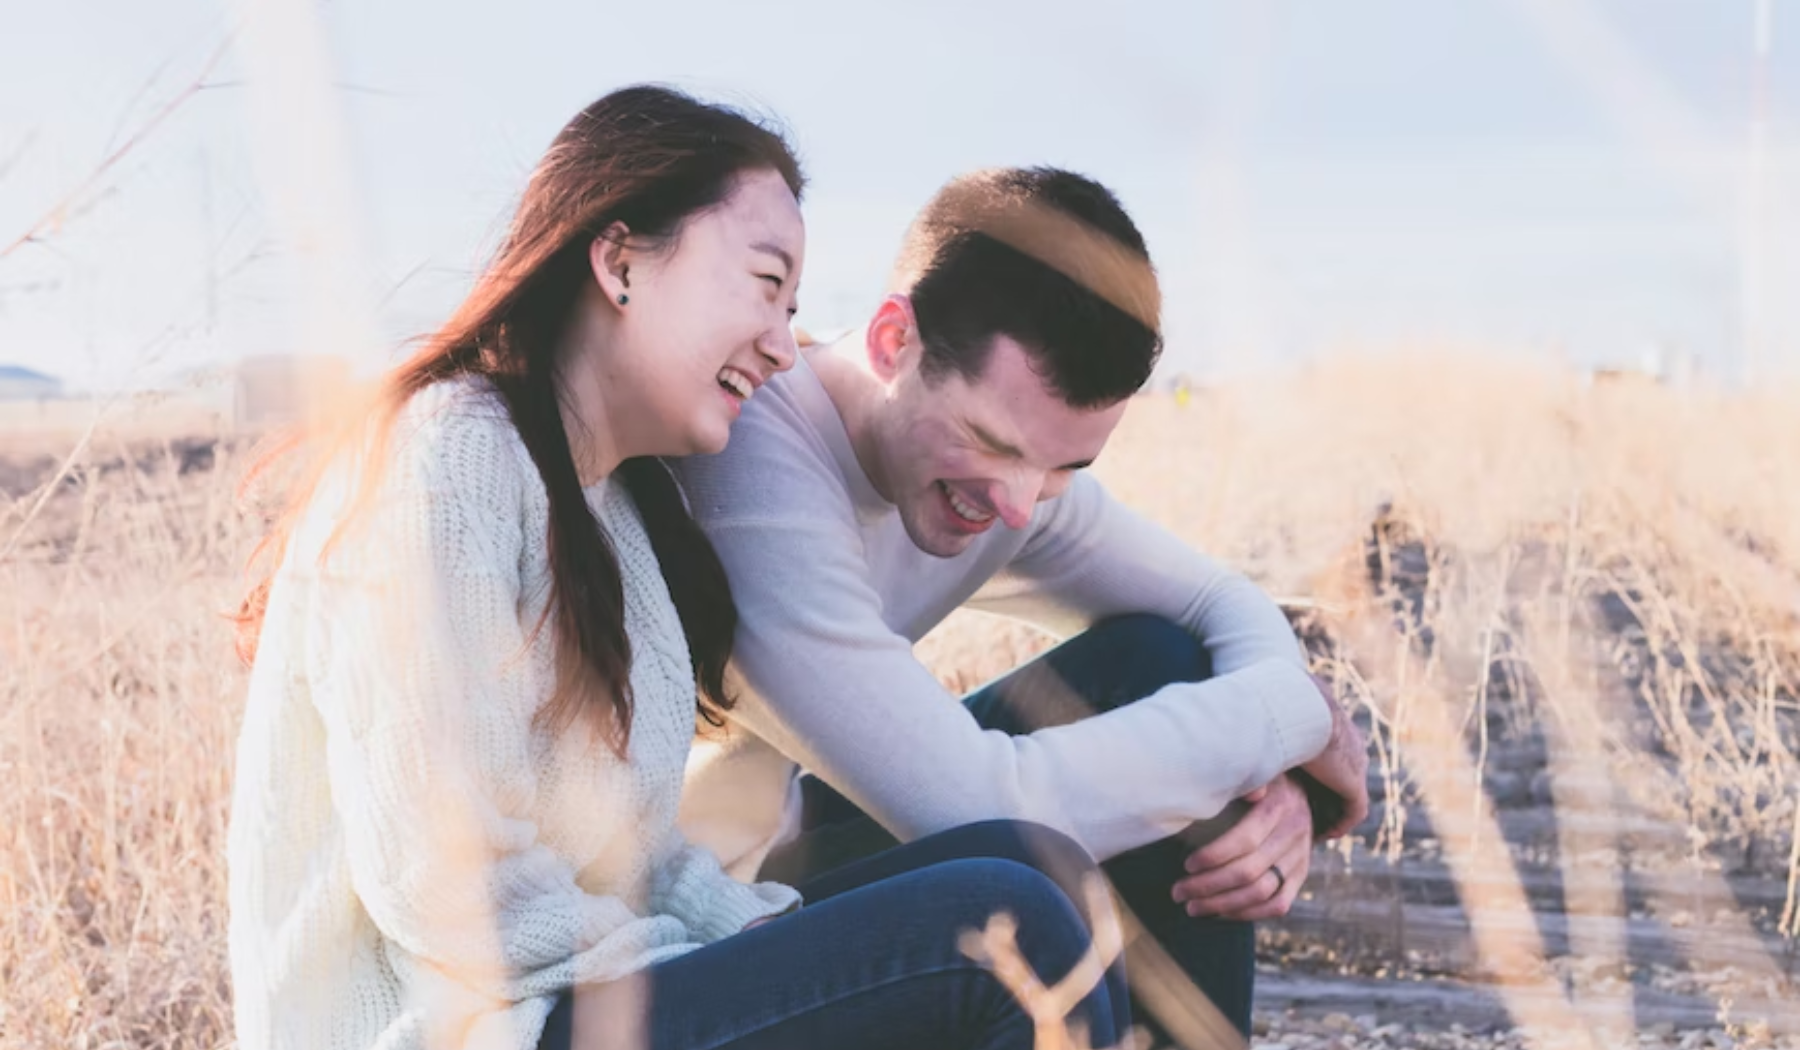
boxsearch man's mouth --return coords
[936,480,995,526]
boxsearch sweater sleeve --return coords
[649,830,801,941]
[708,508,1331,863]
[967,472,1333,774]
[305,409,696,1014]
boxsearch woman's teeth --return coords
[939,481,994,523]
[718,367,754,400]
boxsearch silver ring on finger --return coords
[1269,863,1286,898]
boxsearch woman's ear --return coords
[589,222,634,309]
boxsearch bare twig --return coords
[0,30,236,261]
[959,874,1142,1050]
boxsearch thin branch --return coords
[0,128,40,183]
[0,30,237,261]
[101,46,186,158]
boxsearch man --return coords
[673,167,1369,1039]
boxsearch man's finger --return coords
[1185,864,1285,918]
[1172,853,1266,904]
[1219,865,1306,920]
[1183,796,1280,874]
[1213,842,1313,921]
[1188,773,1315,873]
[1175,816,1309,903]
[1320,782,1372,841]
[1321,810,1363,841]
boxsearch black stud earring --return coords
[617,293,629,305]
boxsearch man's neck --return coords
[807,335,896,506]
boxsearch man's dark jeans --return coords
[760,614,1259,1045]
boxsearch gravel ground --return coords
[1252,1008,1800,1050]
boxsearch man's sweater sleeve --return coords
[709,504,1332,862]
[968,471,1333,773]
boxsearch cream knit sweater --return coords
[227,379,798,1050]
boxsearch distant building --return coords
[0,364,64,402]
[177,354,355,429]
[1580,342,1696,390]
[231,354,353,428]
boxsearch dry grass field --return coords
[2,352,1797,1049]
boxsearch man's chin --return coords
[900,515,973,559]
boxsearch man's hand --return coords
[1172,773,1313,920]
[1297,674,1370,841]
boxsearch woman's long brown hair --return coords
[233,85,805,752]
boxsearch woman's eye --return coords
[759,275,783,289]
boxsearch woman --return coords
[227,85,1128,1050]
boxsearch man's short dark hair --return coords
[891,167,1163,408]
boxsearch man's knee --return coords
[1082,614,1211,690]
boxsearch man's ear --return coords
[589,222,635,309]
[865,295,918,384]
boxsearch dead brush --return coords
[2,424,250,1050]
[4,352,1799,1046]
[1090,353,1799,1034]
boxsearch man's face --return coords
[872,332,1128,558]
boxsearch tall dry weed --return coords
[3,353,1797,1047]
[1088,352,1800,1035]
[3,428,252,1049]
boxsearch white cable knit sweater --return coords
[227,378,798,1050]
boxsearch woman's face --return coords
[598,168,806,458]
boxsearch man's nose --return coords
[992,474,1044,530]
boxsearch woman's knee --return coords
[940,857,1091,954]
[933,857,1122,1043]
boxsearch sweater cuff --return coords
[693,880,802,942]
[1255,660,1335,772]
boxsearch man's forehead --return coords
[955,337,1125,459]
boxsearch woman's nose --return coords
[759,325,798,373]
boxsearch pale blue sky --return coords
[1,0,1793,390]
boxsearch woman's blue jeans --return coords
[759,614,1259,1043]
[537,820,1128,1050]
